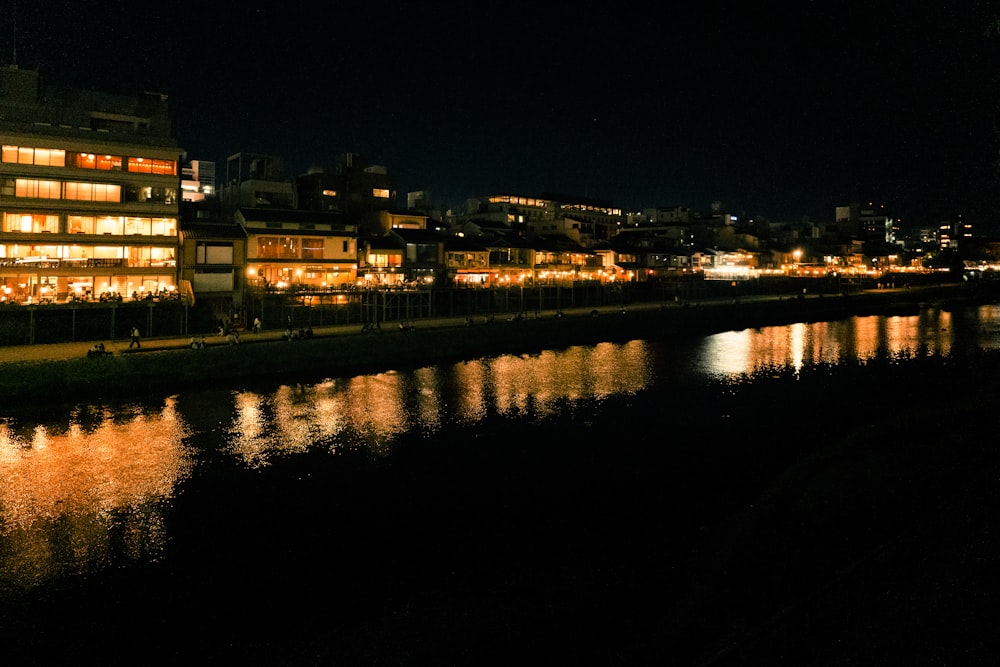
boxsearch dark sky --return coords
[4,1,1000,230]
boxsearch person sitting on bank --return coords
[87,343,109,358]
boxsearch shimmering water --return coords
[3,304,1000,664]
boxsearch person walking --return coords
[253,317,261,334]
[129,325,141,349]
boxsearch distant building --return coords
[459,192,625,246]
[938,213,972,251]
[0,66,182,304]
[181,158,216,202]
[296,153,397,234]
[835,202,898,243]
[407,190,433,211]
[221,152,295,211]
[645,205,695,225]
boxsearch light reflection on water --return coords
[3,306,998,595]
[695,305,1000,378]
[0,398,192,593]
[224,340,655,466]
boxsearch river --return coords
[3,303,1000,665]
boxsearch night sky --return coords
[4,1,1000,230]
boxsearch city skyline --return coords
[4,1,999,229]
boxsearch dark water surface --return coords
[3,304,1000,665]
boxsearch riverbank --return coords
[1,281,996,406]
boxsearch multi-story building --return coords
[938,213,972,251]
[238,207,358,291]
[221,152,295,211]
[835,202,898,243]
[460,192,624,246]
[296,153,397,234]
[0,67,182,304]
[181,159,216,202]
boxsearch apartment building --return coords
[0,66,182,304]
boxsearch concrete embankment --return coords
[0,282,993,406]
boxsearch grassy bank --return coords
[1,283,996,406]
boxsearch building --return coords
[460,193,624,247]
[238,207,358,291]
[296,153,397,234]
[835,202,899,243]
[0,66,182,304]
[938,213,972,251]
[177,218,246,311]
[221,152,295,211]
[181,158,216,202]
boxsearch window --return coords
[68,216,96,234]
[3,213,59,233]
[301,237,324,260]
[127,157,176,175]
[124,217,151,235]
[95,217,124,235]
[373,188,390,199]
[13,178,61,199]
[366,252,401,268]
[71,152,123,170]
[64,182,122,202]
[150,218,176,235]
[257,236,298,259]
[196,243,234,265]
[2,145,66,166]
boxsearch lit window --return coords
[150,218,176,235]
[64,182,122,202]
[302,238,324,260]
[1,145,66,166]
[14,179,61,199]
[3,213,58,233]
[373,188,390,199]
[72,152,122,170]
[68,216,96,234]
[127,157,176,175]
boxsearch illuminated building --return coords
[181,159,216,202]
[462,193,625,245]
[835,202,899,243]
[938,213,972,251]
[0,67,182,304]
[239,208,358,291]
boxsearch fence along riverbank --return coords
[0,274,961,348]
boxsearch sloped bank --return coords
[1,283,994,406]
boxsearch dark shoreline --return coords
[2,282,998,406]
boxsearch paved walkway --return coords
[0,286,955,366]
